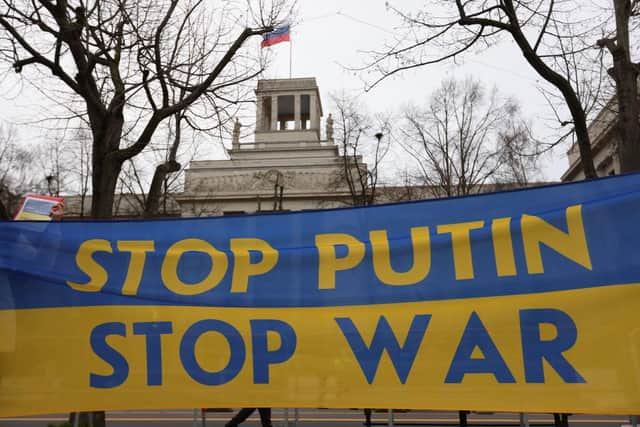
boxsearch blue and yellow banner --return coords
[1,174,640,416]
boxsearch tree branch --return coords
[116,26,272,162]
[0,16,82,94]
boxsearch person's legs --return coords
[227,408,256,427]
[364,409,372,427]
[257,408,272,427]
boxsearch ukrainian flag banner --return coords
[1,175,640,416]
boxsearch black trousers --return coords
[227,408,272,427]
[364,409,372,427]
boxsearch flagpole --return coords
[289,31,292,78]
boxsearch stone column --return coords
[294,95,301,130]
[255,96,263,131]
[270,96,278,131]
[232,119,241,150]
[310,93,319,130]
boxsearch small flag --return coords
[261,25,290,48]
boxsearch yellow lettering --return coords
[370,227,431,285]
[437,221,485,280]
[161,238,228,295]
[66,239,112,292]
[522,204,592,274]
[230,238,279,293]
[492,217,517,277]
[315,233,365,289]
[117,240,155,296]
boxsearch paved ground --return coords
[0,409,634,427]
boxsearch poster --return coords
[13,194,64,221]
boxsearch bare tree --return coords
[0,124,38,218]
[330,92,391,206]
[115,118,203,217]
[496,122,540,186]
[37,136,73,197]
[0,0,293,218]
[398,78,539,197]
[1,124,97,218]
[144,112,183,216]
[364,0,606,178]
[70,128,93,217]
[597,0,640,173]
[377,170,430,203]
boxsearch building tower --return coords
[177,78,358,216]
[255,78,323,141]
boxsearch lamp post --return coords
[369,131,384,206]
[273,171,284,211]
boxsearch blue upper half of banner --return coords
[1,174,640,310]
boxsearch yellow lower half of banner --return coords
[1,284,639,416]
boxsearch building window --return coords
[277,95,295,130]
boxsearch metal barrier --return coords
[193,408,583,427]
[281,408,299,427]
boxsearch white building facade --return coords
[176,78,358,216]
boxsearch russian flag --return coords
[261,25,290,48]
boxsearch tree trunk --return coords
[611,0,640,174]
[145,113,182,217]
[526,53,598,179]
[571,109,598,179]
[144,160,180,217]
[91,156,122,219]
[90,116,125,219]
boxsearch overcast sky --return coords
[261,0,577,181]
[0,0,588,185]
